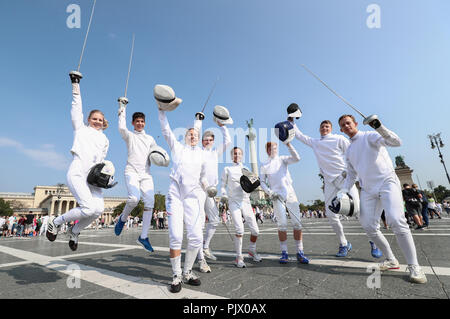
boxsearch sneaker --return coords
[407,265,427,284]
[198,259,211,273]
[114,216,126,236]
[67,226,79,251]
[415,225,425,231]
[234,256,246,268]
[370,241,383,258]
[248,249,262,262]
[378,258,400,271]
[46,216,60,242]
[203,248,217,261]
[336,242,352,257]
[170,274,182,293]
[183,270,201,286]
[297,251,310,264]
[136,236,154,253]
[279,251,289,264]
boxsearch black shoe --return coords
[170,275,182,293]
[183,270,201,286]
[67,226,79,251]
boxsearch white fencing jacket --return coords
[221,162,251,203]
[260,143,300,200]
[343,127,402,194]
[198,123,231,187]
[70,83,109,173]
[293,124,348,183]
[118,107,157,176]
[158,110,207,190]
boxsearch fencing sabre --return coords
[196,76,220,120]
[214,197,234,242]
[118,34,135,107]
[301,65,380,125]
[77,0,97,72]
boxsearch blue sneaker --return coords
[137,236,154,253]
[336,242,352,257]
[297,251,310,264]
[114,216,126,236]
[370,241,383,258]
[279,251,289,264]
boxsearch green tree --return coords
[112,200,144,219]
[154,193,166,211]
[433,185,450,203]
[0,198,14,216]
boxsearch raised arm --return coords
[292,123,313,147]
[368,126,402,148]
[217,125,232,156]
[70,83,84,131]
[158,109,178,150]
[118,98,130,141]
[281,142,301,165]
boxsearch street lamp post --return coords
[428,133,450,185]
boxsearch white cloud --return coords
[0,137,70,171]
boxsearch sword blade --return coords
[301,65,367,119]
[201,76,220,113]
[77,0,97,72]
[124,33,135,98]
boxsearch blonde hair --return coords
[88,110,108,130]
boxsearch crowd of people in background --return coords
[1,192,449,239]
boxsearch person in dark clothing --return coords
[412,184,430,228]
[402,184,424,230]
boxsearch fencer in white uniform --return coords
[260,142,309,264]
[114,98,158,253]
[291,118,382,258]
[338,114,426,283]
[193,116,232,272]
[220,147,262,268]
[47,72,109,252]
[158,107,210,293]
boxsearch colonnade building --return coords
[0,185,127,225]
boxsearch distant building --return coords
[0,185,127,225]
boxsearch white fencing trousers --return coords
[324,175,360,246]
[273,192,302,232]
[229,200,259,237]
[359,176,418,265]
[166,181,204,251]
[121,172,155,221]
[55,159,104,227]
[203,197,220,249]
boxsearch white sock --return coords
[183,247,200,274]
[280,240,288,253]
[295,240,303,252]
[170,255,182,277]
[197,247,205,260]
[140,210,152,239]
[248,241,256,252]
[204,224,217,249]
[120,203,136,222]
[234,236,243,257]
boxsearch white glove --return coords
[336,188,349,200]
[118,97,128,115]
[206,186,217,198]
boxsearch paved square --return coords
[1,216,449,299]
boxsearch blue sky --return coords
[1,0,449,203]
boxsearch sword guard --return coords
[195,112,205,121]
